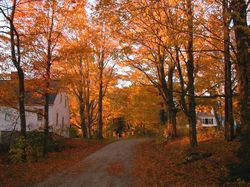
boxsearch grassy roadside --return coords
[0,138,111,187]
[132,133,243,187]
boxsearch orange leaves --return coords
[132,136,240,187]
[106,84,162,133]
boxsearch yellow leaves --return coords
[106,84,162,132]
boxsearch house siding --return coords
[0,92,70,138]
[50,92,70,137]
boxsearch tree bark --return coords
[85,65,92,139]
[167,63,177,137]
[156,44,178,138]
[97,55,104,140]
[43,0,55,157]
[187,0,197,147]
[167,108,177,137]
[231,1,250,171]
[79,95,87,138]
[78,56,88,138]
[213,107,222,130]
[17,70,26,139]
[9,1,27,137]
[43,46,51,157]
[2,0,27,160]
[231,0,250,136]
[223,0,234,141]
[43,87,50,157]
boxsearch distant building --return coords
[196,112,218,128]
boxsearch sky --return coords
[86,0,96,16]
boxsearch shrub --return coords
[9,133,44,163]
[9,131,66,163]
[27,131,43,161]
[47,136,65,152]
[69,125,81,138]
[9,136,27,163]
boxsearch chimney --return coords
[10,72,18,80]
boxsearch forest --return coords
[0,0,249,186]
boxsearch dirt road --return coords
[32,139,146,187]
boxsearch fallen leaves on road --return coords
[0,139,110,187]
[106,161,124,176]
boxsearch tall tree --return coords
[231,0,250,137]
[60,1,96,138]
[94,1,118,140]
[0,0,27,160]
[97,46,105,140]
[29,0,71,156]
[62,23,115,140]
[223,0,234,141]
[61,30,96,139]
[100,0,180,138]
[186,0,197,147]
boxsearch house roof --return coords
[25,92,58,105]
[49,93,57,104]
[0,75,61,106]
[196,112,214,118]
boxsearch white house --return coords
[0,75,70,141]
[0,92,70,138]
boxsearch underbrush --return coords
[132,133,242,187]
[227,135,250,185]
[8,132,66,163]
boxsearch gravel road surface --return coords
[32,139,146,187]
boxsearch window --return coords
[60,94,62,103]
[62,117,64,128]
[5,113,11,121]
[202,118,214,124]
[37,109,43,121]
[65,98,67,108]
[56,113,59,126]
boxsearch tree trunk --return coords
[176,46,188,115]
[43,58,51,157]
[231,1,250,173]
[83,59,91,139]
[97,64,104,140]
[187,0,197,147]
[17,69,26,139]
[231,0,250,136]
[213,107,222,130]
[43,2,54,156]
[43,90,49,157]
[223,0,234,141]
[157,44,178,138]
[85,78,91,139]
[167,64,177,138]
[79,95,87,138]
[7,0,27,160]
[17,68,27,161]
[78,56,88,138]
[167,108,177,137]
